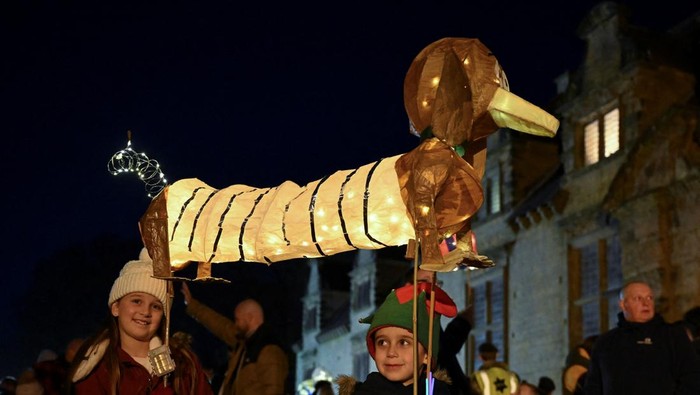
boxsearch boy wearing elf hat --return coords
[337,282,457,395]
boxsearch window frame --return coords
[352,334,369,378]
[303,305,318,331]
[576,104,622,168]
[567,229,623,344]
[352,279,371,309]
[467,267,509,373]
[485,162,502,215]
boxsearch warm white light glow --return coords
[161,156,416,267]
[421,206,430,215]
[603,108,620,158]
[431,76,440,86]
[584,120,599,165]
[583,107,619,166]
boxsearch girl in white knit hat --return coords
[67,248,213,395]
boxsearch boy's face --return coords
[373,326,428,385]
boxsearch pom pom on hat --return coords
[108,248,168,310]
[36,349,58,363]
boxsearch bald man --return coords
[584,280,700,395]
[182,283,289,395]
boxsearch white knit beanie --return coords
[108,248,168,310]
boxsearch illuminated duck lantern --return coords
[137,37,559,280]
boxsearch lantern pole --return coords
[412,238,419,395]
[426,282,436,395]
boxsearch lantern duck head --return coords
[403,37,558,150]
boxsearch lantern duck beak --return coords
[487,87,559,137]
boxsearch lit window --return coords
[603,108,620,158]
[584,121,599,165]
[580,107,620,167]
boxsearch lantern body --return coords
[154,155,414,269]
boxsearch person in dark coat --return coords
[680,306,700,357]
[584,280,700,395]
[181,282,289,395]
[562,335,598,395]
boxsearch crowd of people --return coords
[2,249,699,395]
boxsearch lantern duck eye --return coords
[494,62,509,91]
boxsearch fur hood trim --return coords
[336,375,357,395]
[72,336,164,382]
[72,338,109,383]
[434,368,451,383]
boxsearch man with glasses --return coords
[584,280,700,394]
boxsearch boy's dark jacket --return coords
[337,369,451,395]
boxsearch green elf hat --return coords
[360,282,457,365]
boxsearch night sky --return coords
[3,0,697,377]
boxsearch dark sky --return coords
[2,0,697,374]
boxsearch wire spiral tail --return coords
[108,132,168,198]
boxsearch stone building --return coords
[294,2,700,392]
[469,1,699,384]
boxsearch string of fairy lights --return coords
[107,131,167,198]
